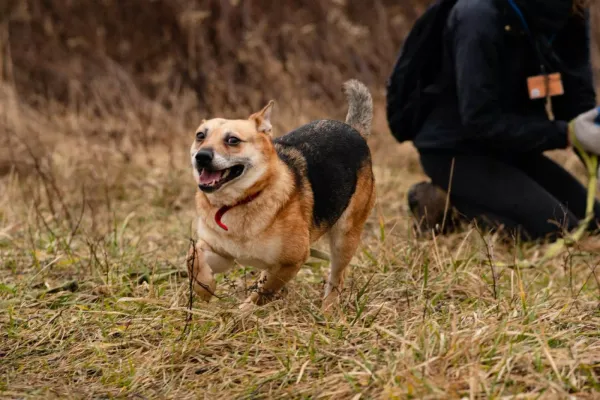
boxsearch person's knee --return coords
[525,211,580,241]
[407,181,458,235]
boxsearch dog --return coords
[186,79,375,311]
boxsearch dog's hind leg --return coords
[322,223,362,312]
[322,169,375,312]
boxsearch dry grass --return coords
[1,1,600,399]
[1,82,599,398]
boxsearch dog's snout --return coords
[195,148,214,167]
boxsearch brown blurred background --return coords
[1,0,599,198]
[4,3,600,397]
[2,0,422,118]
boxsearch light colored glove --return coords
[569,107,600,155]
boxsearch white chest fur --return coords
[194,160,295,271]
[196,214,283,270]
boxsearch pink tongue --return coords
[199,169,223,185]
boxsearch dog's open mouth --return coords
[197,165,245,192]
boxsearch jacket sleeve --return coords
[552,12,596,121]
[449,8,569,153]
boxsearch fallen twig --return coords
[40,280,79,297]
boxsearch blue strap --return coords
[506,0,559,72]
[507,0,557,43]
[506,0,530,34]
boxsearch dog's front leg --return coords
[186,241,234,302]
[240,263,303,309]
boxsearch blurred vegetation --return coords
[2,1,425,121]
[1,2,600,398]
[2,1,600,143]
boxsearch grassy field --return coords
[1,82,600,399]
[1,1,600,398]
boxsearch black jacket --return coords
[414,0,596,154]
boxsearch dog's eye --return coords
[196,131,206,141]
[225,136,241,146]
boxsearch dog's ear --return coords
[250,101,274,135]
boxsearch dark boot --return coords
[407,181,457,235]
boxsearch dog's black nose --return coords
[195,149,214,167]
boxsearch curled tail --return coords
[343,79,373,138]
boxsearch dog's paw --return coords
[321,302,345,322]
[238,300,258,317]
[321,291,346,316]
[240,292,260,308]
[191,279,216,303]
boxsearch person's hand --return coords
[569,107,600,155]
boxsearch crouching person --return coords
[387,0,600,240]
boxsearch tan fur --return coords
[322,164,375,311]
[343,79,373,138]
[187,83,375,311]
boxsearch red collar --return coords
[214,191,262,231]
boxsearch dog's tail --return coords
[343,79,373,138]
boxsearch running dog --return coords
[186,79,375,311]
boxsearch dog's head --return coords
[190,101,275,201]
